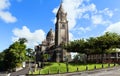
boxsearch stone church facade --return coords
[35,3,71,63]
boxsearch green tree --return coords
[64,32,120,54]
[3,38,27,70]
[26,48,35,61]
[19,38,27,44]
[64,39,86,53]
[0,51,5,61]
[0,51,5,71]
[95,32,120,53]
[42,54,49,62]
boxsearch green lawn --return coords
[29,62,116,74]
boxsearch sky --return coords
[0,0,120,52]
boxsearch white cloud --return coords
[105,21,120,34]
[0,0,10,10]
[52,0,115,40]
[52,0,98,40]
[99,8,113,18]
[82,14,90,19]
[0,0,17,23]
[78,27,91,33]
[12,26,46,48]
[69,32,74,41]
[0,11,17,23]
[53,0,97,30]
[91,15,103,25]
[73,27,91,35]
[52,7,58,24]
[80,3,97,13]
[52,6,58,15]
[91,8,115,26]
[91,15,111,25]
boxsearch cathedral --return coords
[35,2,71,63]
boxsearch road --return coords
[10,67,29,76]
[87,68,120,76]
[67,68,120,76]
[10,62,36,76]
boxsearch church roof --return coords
[57,2,66,15]
[58,3,64,12]
[46,29,54,38]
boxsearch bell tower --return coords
[55,2,69,46]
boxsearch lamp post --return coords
[28,53,30,67]
[65,55,69,72]
[78,55,80,61]
[57,52,60,63]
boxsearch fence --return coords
[87,53,120,63]
[27,63,117,75]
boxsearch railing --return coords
[27,63,118,75]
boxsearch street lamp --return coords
[78,55,80,62]
[65,55,69,72]
[29,53,30,67]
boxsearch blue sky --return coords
[0,0,120,52]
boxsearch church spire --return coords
[57,0,65,15]
[55,0,69,46]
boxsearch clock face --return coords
[60,24,65,29]
[62,24,65,28]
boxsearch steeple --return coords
[55,1,69,46]
[56,1,67,23]
[56,1,66,17]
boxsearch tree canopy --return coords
[3,38,27,70]
[64,32,120,54]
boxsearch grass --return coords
[29,62,117,74]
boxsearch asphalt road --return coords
[84,68,120,76]
[10,67,29,76]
